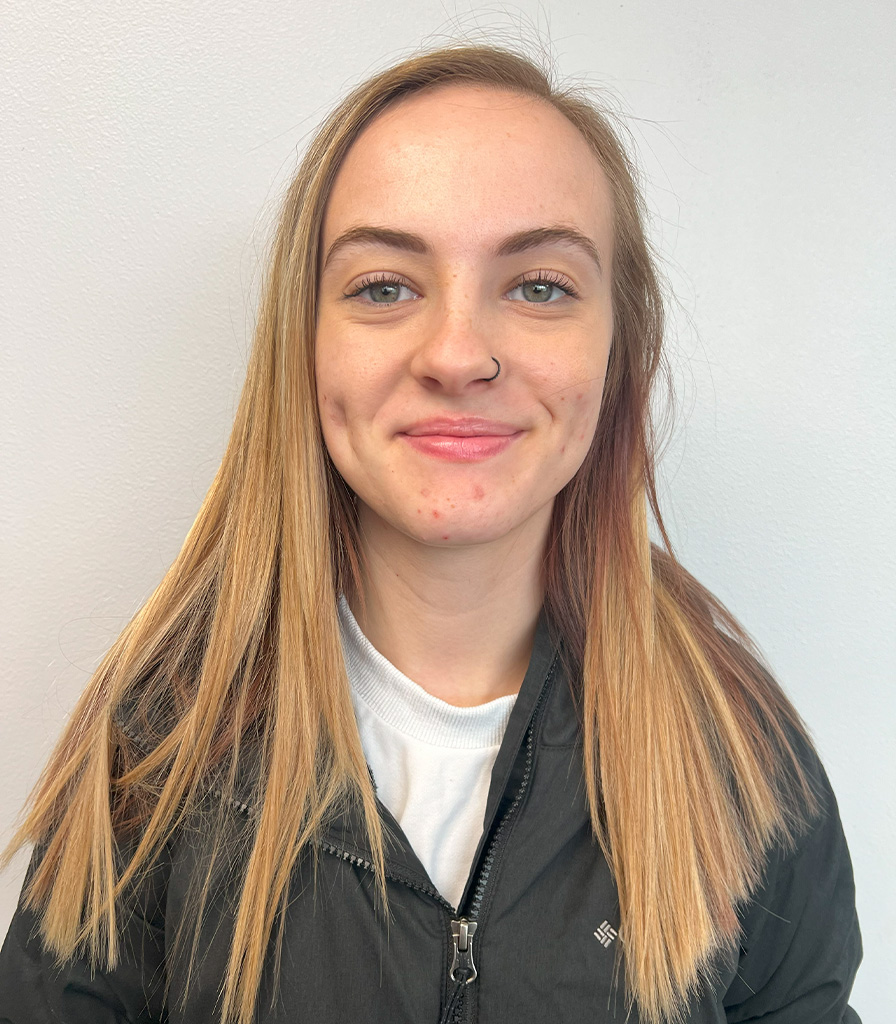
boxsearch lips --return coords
[401,418,520,437]
[399,418,522,461]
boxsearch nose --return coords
[410,303,501,395]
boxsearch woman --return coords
[0,44,861,1023]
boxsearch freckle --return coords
[432,510,440,519]
[560,396,565,402]
[473,485,484,500]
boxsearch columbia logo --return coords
[593,921,618,947]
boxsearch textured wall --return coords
[2,0,892,1015]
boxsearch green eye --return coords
[521,281,555,302]
[346,276,418,304]
[368,282,402,303]
[507,275,575,303]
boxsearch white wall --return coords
[2,0,892,1016]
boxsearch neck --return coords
[349,508,550,707]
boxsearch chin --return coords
[401,513,523,548]
[360,492,542,549]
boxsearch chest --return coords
[163,740,736,1023]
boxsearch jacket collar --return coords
[319,609,563,894]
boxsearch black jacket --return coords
[0,617,862,1022]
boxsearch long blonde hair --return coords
[5,43,817,1023]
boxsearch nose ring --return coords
[483,357,501,382]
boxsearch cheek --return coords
[567,388,604,457]
[315,334,403,455]
[315,359,349,434]
[550,350,607,422]
[315,324,371,431]
[547,353,608,473]
[315,329,357,445]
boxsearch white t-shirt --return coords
[338,596,517,909]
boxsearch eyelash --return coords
[343,272,414,300]
[512,269,579,300]
[343,270,580,302]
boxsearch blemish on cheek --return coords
[416,508,422,514]
[442,535,450,540]
[420,489,430,497]
[472,485,484,500]
[432,510,440,519]
[560,446,566,454]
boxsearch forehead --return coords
[322,83,614,256]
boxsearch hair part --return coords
[4,42,817,1024]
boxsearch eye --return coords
[506,272,578,304]
[344,274,419,305]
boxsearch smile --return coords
[400,433,521,461]
[399,418,523,461]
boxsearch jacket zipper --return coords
[319,661,554,1024]
[438,675,551,1024]
[316,841,455,911]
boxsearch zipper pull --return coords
[449,918,478,984]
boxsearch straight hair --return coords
[4,43,817,1024]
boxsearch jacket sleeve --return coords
[723,757,862,1023]
[0,846,169,1024]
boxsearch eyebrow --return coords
[322,227,429,270]
[495,227,602,274]
[322,224,603,274]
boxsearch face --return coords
[316,84,615,552]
